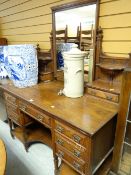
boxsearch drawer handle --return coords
[73,134,81,143]
[37,114,43,121]
[58,150,64,158]
[20,105,27,111]
[56,125,64,133]
[73,149,81,158]
[56,139,64,146]
[73,161,80,170]
[106,96,113,100]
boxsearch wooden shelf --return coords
[12,123,52,148]
[86,79,121,94]
[38,57,52,62]
[59,162,79,175]
[96,63,126,71]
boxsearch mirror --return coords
[51,0,99,82]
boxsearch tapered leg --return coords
[22,126,29,152]
[8,118,15,139]
[54,155,59,175]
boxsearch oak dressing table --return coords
[0,80,118,175]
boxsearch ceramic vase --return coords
[3,44,38,88]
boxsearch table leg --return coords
[8,118,15,139]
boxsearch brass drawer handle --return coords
[73,149,81,158]
[73,161,80,170]
[73,134,81,143]
[37,114,43,121]
[56,139,64,146]
[56,125,64,133]
[106,96,113,100]
[58,150,64,158]
[20,105,27,111]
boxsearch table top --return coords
[0,80,118,136]
[0,139,6,175]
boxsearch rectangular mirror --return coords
[51,0,99,83]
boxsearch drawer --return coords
[55,133,86,160]
[4,92,17,105]
[87,88,119,103]
[19,101,51,127]
[7,108,33,126]
[56,146,85,174]
[8,111,20,124]
[6,102,18,114]
[55,121,87,147]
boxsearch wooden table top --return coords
[0,139,6,175]
[0,80,118,136]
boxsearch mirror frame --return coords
[51,0,100,80]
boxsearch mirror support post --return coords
[52,10,57,79]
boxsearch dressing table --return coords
[0,80,118,175]
[0,0,120,174]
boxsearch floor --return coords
[119,152,131,175]
[0,93,112,175]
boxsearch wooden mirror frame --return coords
[51,0,100,80]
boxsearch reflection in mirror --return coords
[51,0,99,83]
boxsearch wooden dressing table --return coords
[0,80,118,175]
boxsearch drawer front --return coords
[56,146,85,174]
[6,103,18,114]
[55,133,86,160]
[6,101,32,126]
[88,88,119,103]
[55,121,87,147]
[8,111,21,124]
[7,107,32,126]
[4,92,17,105]
[19,101,51,127]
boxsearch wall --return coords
[0,0,131,57]
[99,0,131,58]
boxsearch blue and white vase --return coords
[3,44,38,88]
[0,46,8,79]
[57,43,74,69]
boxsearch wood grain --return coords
[0,81,118,136]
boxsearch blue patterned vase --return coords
[3,44,38,88]
[0,46,8,79]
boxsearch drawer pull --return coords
[56,139,64,146]
[56,125,64,133]
[58,150,64,158]
[73,149,81,158]
[73,161,80,170]
[106,96,113,100]
[20,105,27,111]
[37,114,43,121]
[73,134,81,143]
